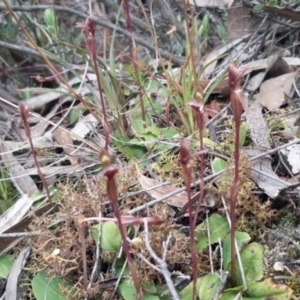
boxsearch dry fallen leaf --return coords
[258,71,297,111]
[242,57,300,73]
[188,0,228,8]
[201,38,245,78]
[0,142,38,195]
[245,55,287,92]
[226,3,262,41]
[136,165,188,208]
[281,143,300,175]
[53,126,77,165]
[245,102,299,198]
[263,6,300,22]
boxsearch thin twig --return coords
[221,196,247,290]
[85,210,102,296]
[213,271,229,300]
[206,211,214,274]
[0,231,42,237]
[143,218,179,300]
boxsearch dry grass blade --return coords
[5,246,31,300]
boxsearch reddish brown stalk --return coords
[77,17,109,150]
[179,143,197,300]
[189,103,208,229]
[77,214,88,290]
[122,0,146,127]
[102,164,142,299]
[228,62,248,287]
[182,0,198,84]
[19,102,52,203]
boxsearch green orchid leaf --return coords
[198,273,221,300]
[92,221,121,251]
[0,254,14,279]
[195,214,229,252]
[246,278,293,299]
[212,157,227,173]
[32,270,77,300]
[223,231,251,270]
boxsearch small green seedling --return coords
[44,8,57,36]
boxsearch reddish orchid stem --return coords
[180,143,197,300]
[19,103,52,203]
[81,17,109,150]
[228,62,248,287]
[123,0,134,34]
[187,183,198,300]
[193,114,205,229]
[112,201,142,299]
[122,0,146,127]
[104,166,142,299]
[230,119,240,287]
[77,216,88,290]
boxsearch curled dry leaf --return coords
[136,164,188,208]
[53,126,77,165]
[227,2,262,41]
[258,71,297,111]
[245,102,297,198]
[188,0,228,8]
[281,144,300,174]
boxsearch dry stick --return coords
[0,40,59,63]
[143,218,179,300]
[0,5,185,65]
[85,210,102,297]
[0,231,42,237]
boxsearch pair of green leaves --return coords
[44,8,57,37]
[180,214,293,300]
